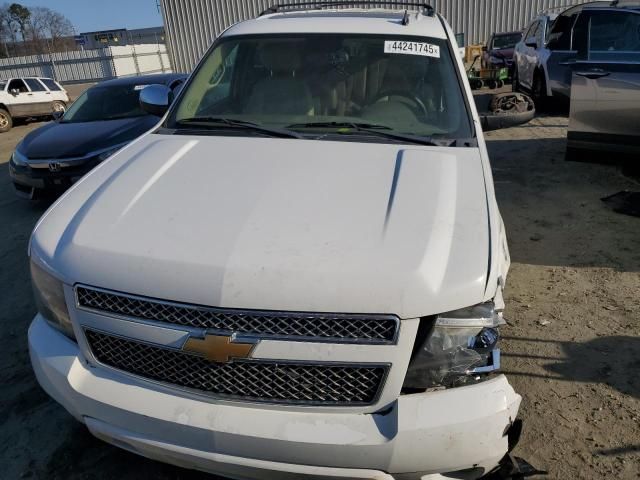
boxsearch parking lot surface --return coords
[1,112,638,479]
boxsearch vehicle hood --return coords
[31,134,491,318]
[19,116,159,160]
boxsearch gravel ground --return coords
[0,103,638,479]
[486,115,640,479]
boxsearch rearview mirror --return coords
[139,84,171,117]
[525,37,538,48]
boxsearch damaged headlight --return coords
[402,303,503,390]
[30,261,75,340]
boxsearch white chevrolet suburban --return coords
[28,4,522,479]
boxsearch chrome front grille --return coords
[85,330,387,405]
[76,286,398,344]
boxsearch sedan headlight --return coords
[403,303,503,390]
[11,148,28,166]
[30,261,75,340]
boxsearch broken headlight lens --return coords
[30,261,75,340]
[402,303,503,389]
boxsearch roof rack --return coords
[260,1,435,17]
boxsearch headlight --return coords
[97,144,125,161]
[403,303,503,390]
[11,148,28,166]
[30,261,75,340]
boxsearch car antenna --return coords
[402,9,410,25]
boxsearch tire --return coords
[0,108,12,132]
[488,79,498,89]
[482,92,536,131]
[482,108,536,131]
[512,67,521,93]
[497,79,505,89]
[52,101,66,113]
[565,146,580,162]
[532,71,548,111]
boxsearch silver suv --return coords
[513,11,558,101]
[514,1,640,104]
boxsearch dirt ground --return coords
[0,100,638,479]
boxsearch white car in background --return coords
[28,4,524,479]
[0,77,69,132]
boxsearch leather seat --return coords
[244,43,314,116]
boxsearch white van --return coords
[28,4,522,479]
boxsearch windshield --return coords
[62,84,149,123]
[168,34,473,141]
[491,33,522,50]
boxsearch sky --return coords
[16,0,163,33]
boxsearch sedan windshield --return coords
[62,84,149,123]
[168,34,473,141]
[491,33,522,50]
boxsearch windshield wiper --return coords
[176,117,302,139]
[287,121,393,130]
[287,121,442,146]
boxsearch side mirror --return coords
[525,37,538,48]
[10,88,19,95]
[139,84,171,117]
[482,46,488,52]
[52,110,63,121]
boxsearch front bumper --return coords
[29,315,521,480]
[9,158,96,198]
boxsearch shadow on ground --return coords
[502,335,640,400]
[486,132,640,272]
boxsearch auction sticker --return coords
[384,40,440,58]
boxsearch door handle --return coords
[575,69,610,79]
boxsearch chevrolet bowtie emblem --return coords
[183,334,255,363]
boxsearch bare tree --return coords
[0,3,18,48]
[29,7,73,42]
[27,7,72,52]
[8,3,29,41]
[0,3,75,56]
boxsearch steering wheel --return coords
[370,90,428,119]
